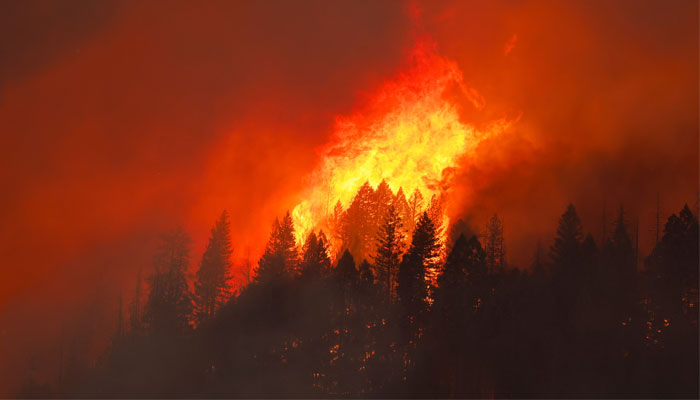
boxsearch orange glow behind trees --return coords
[291,38,513,252]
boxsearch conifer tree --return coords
[398,212,440,331]
[373,205,404,300]
[301,231,331,279]
[550,204,584,269]
[278,211,299,273]
[343,182,376,261]
[194,211,233,325]
[335,249,359,284]
[610,206,635,276]
[255,212,299,284]
[435,234,470,312]
[144,228,193,334]
[334,250,360,320]
[463,235,488,286]
[373,179,394,223]
[549,204,585,329]
[646,205,699,310]
[434,234,486,345]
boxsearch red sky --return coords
[0,0,697,395]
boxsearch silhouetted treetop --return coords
[145,228,193,334]
[194,210,233,324]
[550,204,584,267]
[255,212,298,284]
[301,231,331,279]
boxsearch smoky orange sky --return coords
[0,0,697,395]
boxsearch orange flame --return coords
[292,38,512,251]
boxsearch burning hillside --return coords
[291,37,513,253]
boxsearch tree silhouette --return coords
[278,211,299,273]
[52,201,700,399]
[343,181,377,262]
[397,211,441,368]
[641,205,699,397]
[255,212,298,284]
[300,231,331,279]
[144,228,193,334]
[373,180,393,226]
[374,204,404,301]
[194,210,233,325]
[549,204,585,335]
[603,206,636,312]
[447,217,475,252]
[432,234,487,396]
[550,204,584,267]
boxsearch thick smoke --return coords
[0,0,697,395]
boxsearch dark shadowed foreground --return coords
[18,187,699,398]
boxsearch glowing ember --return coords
[292,38,513,251]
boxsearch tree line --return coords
[19,183,699,398]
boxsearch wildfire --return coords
[292,38,513,250]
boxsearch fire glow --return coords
[291,38,513,249]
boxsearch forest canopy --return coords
[20,183,699,398]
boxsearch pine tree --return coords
[301,231,331,279]
[334,250,360,320]
[549,204,585,330]
[398,212,440,328]
[434,234,487,340]
[463,235,488,286]
[447,217,474,252]
[550,204,584,269]
[255,212,299,284]
[335,249,359,284]
[194,211,233,325]
[484,213,506,272]
[373,180,394,224]
[646,205,699,309]
[606,206,635,292]
[144,228,193,334]
[278,211,299,273]
[343,182,376,261]
[373,205,404,301]
[435,234,470,310]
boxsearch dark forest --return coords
[20,182,699,398]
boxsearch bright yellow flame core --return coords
[292,41,510,249]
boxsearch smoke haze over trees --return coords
[0,0,697,397]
